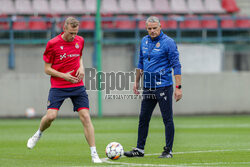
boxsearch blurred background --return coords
[0,0,250,117]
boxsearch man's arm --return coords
[133,68,143,95]
[44,62,79,83]
[174,74,182,102]
[75,56,85,82]
[175,75,181,86]
[133,42,144,95]
[167,39,182,102]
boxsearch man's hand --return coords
[76,67,84,82]
[174,88,182,102]
[133,82,140,95]
[63,70,79,83]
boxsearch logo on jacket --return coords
[154,49,161,51]
[75,43,79,49]
[60,53,80,60]
[156,42,160,48]
[156,82,162,85]
[146,40,148,44]
[60,53,67,60]
[60,46,63,50]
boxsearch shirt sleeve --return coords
[168,40,181,75]
[137,43,144,70]
[43,41,54,63]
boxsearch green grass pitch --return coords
[1,115,250,167]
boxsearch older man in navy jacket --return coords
[124,16,182,158]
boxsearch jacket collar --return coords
[148,31,163,42]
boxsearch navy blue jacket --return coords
[138,31,181,88]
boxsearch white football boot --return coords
[91,154,102,163]
[27,134,41,149]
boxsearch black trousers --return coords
[136,85,174,151]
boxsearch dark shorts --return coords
[47,86,89,112]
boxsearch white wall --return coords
[0,44,250,117]
[179,44,224,73]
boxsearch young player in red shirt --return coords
[27,17,102,163]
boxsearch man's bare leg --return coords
[27,109,58,149]
[40,109,58,131]
[78,109,101,163]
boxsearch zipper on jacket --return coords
[148,40,155,61]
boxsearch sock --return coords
[137,148,144,154]
[90,147,97,156]
[34,129,42,137]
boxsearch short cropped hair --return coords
[146,16,161,26]
[64,17,80,28]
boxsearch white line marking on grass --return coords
[144,148,250,156]
[176,124,250,129]
[101,158,194,167]
[190,162,250,166]
[101,149,250,167]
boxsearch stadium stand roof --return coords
[50,0,67,14]
[85,0,96,13]
[0,0,246,16]
[67,0,86,14]
[204,0,226,14]
[152,0,172,14]
[15,0,33,15]
[119,0,137,14]
[170,0,189,14]
[32,0,50,15]
[0,0,16,14]
[136,0,154,14]
[187,0,207,14]
[101,0,120,14]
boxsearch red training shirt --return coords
[43,32,84,88]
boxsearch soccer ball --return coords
[105,142,124,160]
[25,107,36,118]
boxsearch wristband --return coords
[176,85,182,89]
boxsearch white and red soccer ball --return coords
[105,142,124,160]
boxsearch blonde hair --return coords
[64,17,80,28]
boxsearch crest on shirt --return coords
[60,46,63,50]
[75,43,79,49]
[156,42,160,48]
[146,40,148,45]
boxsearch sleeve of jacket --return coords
[137,42,144,70]
[167,39,181,75]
